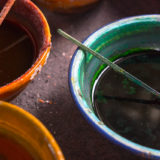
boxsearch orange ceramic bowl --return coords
[0,101,64,160]
[36,0,99,13]
[0,0,51,100]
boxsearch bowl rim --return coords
[69,14,160,159]
[0,100,65,160]
[0,0,51,99]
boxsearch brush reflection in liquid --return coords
[0,20,36,87]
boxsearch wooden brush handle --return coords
[0,0,16,25]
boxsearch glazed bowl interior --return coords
[69,15,160,159]
[0,101,64,160]
[0,0,51,100]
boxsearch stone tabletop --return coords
[11,0,160,159]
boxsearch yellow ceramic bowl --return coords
[35,0,99,13]
[0,101,65,160]
[0,0,51,100]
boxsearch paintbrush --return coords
[57,29,160,98]
[0,0,16,25]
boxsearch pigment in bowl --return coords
[0,101,64,160]
[0,129,40,159]
[0,20,36,87]
[69,15,160,159]
[93,49,160,149]
[0,0,51,100]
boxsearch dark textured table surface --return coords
[10,0,160,159]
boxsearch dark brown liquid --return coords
[0,20,36,87]
[0,134,34,160]
[93,50,160,149]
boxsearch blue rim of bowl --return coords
[69,14,160,159]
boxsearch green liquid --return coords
[93,50,160,149]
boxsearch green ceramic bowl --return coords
[69,15,160,159]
